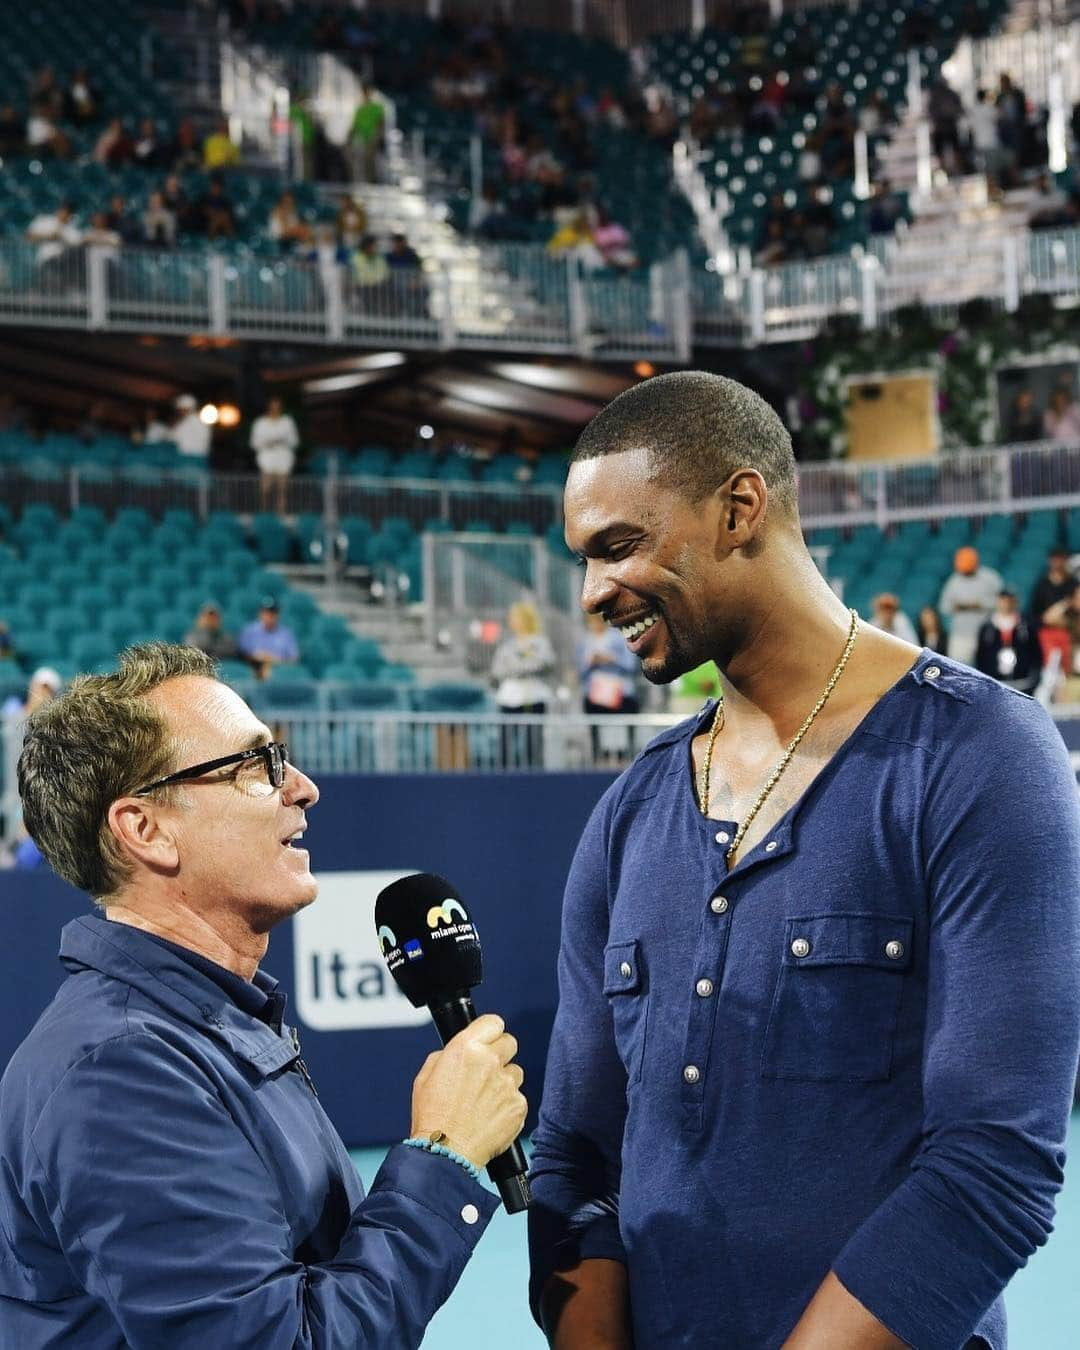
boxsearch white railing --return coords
[0,239,689,361]
[0,710,679,842]
[797,439,1080,529]
[4,440,1080,538]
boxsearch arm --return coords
[31,1023,520,1350]
[528,792,633,1347]
[824,698,1080,1349]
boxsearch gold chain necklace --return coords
[698,608,860,862]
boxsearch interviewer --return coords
[0,643,526,1348]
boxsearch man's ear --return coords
[721,469,768,548]
[107,797,180,875]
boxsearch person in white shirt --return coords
[171,393,211,460]
[938,546,1003,667]
[249,396,300,513]
[870,593,918,644]
[26,203,82,275]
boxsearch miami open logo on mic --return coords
[377,925,397,954]
[427,898,468,928]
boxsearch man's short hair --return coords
[571,371,798,519]
[18,643,218,904]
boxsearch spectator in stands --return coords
[161,173,194,233]
[928,78,964,177]
[975,588,1042,695]
[1043,387,1080,443]
[1029,547,1077,673]
[26,98,71,159]
[268,191,313,251]
[1006,387,1044,442]
[82,213,122,267]
[63,66,99,126]
[867,178,904,236]
[352,233,389,288]
[491,600,555,767]
[141,190,177,247]
[995,73,1027,165]
[191,177,237,239]
[171,117,203,172]
[0,104,26,157]
[1028,172,1076,230]
[133,116,166,170]
[385,232,421,272]
[966,89,1000,186]
[135,405,172,444]
[238,597,299,679]
[203,117,241,170]
[184,602,238,661]
[870,593,917,644]
[349,83,385,182]
[578,611,638,716]
[916,604,948,656]
[93,117,135,168]
[29,65,63,121]
[104,194,142,245]
[1,666,62,719]
[250,395,300,514]
[25,202,82,278]
[593,210,638,271]
[336,197,367,251]
[938,545,1002,667]
[755,218,790,267]
[170,393,211,460]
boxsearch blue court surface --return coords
[353,1108,1079,1349]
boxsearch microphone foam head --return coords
[375,872,483,1008]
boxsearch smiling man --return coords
[0,643,526,1348]
[527,372,1080,1349]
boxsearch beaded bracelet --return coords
[403,1133,481,1182]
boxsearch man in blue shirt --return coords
[238,594,300,674]
[0,642,527,1347]
[528,372,1080,1349]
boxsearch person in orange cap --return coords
[938,544,1002,666]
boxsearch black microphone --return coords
[374,872,531,1214]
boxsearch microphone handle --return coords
[429,995,531,1214]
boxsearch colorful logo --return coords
[426,898,468,928]
[404,938,424,961]
[377,925,397,954]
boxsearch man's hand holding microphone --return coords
[410,1014,527,1172]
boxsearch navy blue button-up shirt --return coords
[529,654,1080,1349]
[0,916,498,1348]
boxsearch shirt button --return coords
[924,665,941,681]
[764,840,778,852]
[710,895,729,914]
[695,978,714,997]
[461,1204,480,1225]
[683,1064,700,1084]
[714,829,730,844]
[791,937,811,958]
[619,961,632,979]
[885,940,905,960]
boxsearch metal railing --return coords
[4,440,1080,539]
[3,223,1076,352]
[0,238,689,361]
[0,709,678,842]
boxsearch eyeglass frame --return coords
[132,741,289,797]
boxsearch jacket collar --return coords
[59,915,298,1077]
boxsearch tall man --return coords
[528,373,1080,1349]
[0,643,526,1346]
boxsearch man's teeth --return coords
[619,614,658,640]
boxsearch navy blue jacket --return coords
[0,916,497,1347]
[529,654,1080,1349]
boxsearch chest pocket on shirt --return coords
[603,939,648,1086]
[762,913,913,1082]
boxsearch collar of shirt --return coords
[59,915,296,1077]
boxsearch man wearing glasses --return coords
[0,642,526,1347]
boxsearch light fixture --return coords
[217,403,241,428]
[418,424,435,439]
[199,404,220,426]
[634,361,656,379]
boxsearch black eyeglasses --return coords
[134,742,289,797]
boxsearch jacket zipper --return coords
[290,1028,319,1097]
